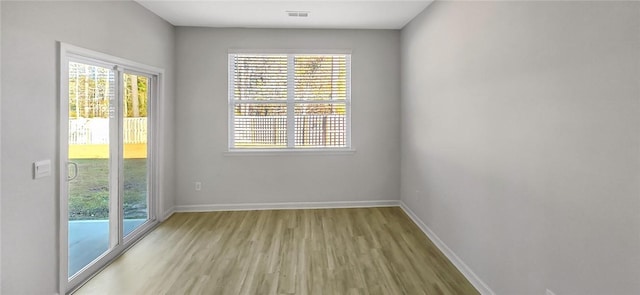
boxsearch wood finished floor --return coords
[76,207,478,295]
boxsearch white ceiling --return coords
[135,0,434,29]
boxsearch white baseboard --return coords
[399,201,495,295]
[161,206,175,221]
[175,200,400,212]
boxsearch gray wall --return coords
[175,28,400,207]
[401,1,640,294]
[0,1,176,293]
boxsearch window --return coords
[228,52,351,150]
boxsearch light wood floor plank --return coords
[75,207,478,295]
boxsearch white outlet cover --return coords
[34,159,52,179]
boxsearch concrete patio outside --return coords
[69,219,146,277]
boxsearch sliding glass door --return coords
[61,44,161,293]
[67,61,116,278]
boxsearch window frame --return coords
[227,50,353,153]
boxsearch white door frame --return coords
[58,42,164,294]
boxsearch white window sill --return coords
[224,148,357,156]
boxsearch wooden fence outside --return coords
[234,115,346,147]
[69,118,147,144]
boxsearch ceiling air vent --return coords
[287,11,309,17]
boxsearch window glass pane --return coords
[67,61,114,278]
[294,103,346,147]
[234,103,287,148]
[295,55,347,101]
[229,53,350,150]
[122,73,148,238]
[233,55,288,101]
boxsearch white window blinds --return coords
[229,53,351,150]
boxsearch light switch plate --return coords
[34,159,51,179]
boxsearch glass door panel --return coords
[122,73,149,237]
[62,45,161,293]
[67,61,115,278]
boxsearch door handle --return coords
[68,162,78,181]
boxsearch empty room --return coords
[1,0,639,294]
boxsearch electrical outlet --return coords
[546,289,556,295]
[195,182,202,191]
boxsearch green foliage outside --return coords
[233,55,347,116]
[69,62,148,119]
[68,158,147,220]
